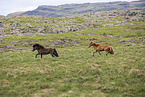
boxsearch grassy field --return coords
[0,22,145,97]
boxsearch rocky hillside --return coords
[0,10,145,52]
[8,0,145,17]
[1,10,145,36]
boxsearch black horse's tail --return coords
[53,48,59,57]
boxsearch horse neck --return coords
[39,47,45,50]
[36,47,44,51]
[92,43,99,48]
[92,45,96,48]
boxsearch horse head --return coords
[32,43,44,51]
[88,42,99,48]
[88,41,93,48]
[53,48,59,57]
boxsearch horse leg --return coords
[97,51,101,55]
[50,51,54,57]
[51,53,54,57]
[106,52,109,56]
[41,54,43,58]
[35,54,39,58]
[93,50,96,57]
[105,48,110,56]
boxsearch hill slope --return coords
[0,15,145,97]
[1,10,144,50]
[0,8,145,96]
[8,0,145,17]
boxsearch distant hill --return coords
[8,0,145,17]
[7,11,26,17]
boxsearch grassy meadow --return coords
[0,20,145,96]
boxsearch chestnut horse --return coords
[88,41,114,56]
[32,43,59,58]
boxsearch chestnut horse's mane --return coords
[90,42,99,46]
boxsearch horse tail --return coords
[53,48,59,57]
[109,47,114,54]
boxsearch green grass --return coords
[0,11,145,97]
[0,15,145,96]
[0,45,145,97]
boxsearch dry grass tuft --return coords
[129,69,145,77]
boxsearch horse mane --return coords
[33,43,44,48]
[39,45,44,48]
[91,42,99,46]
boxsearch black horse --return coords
[32,43,59,58]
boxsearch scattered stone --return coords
[89,38,98,41]
[0,39,6,42]
[68,91,73,93]
[7,45,15,48]
[100,33,116,38]
[143,39,145,43]
[0,48,5,52]
[129,39,136,42]
[23,43,29,46]
[126,42,136,46]
[38,33,47,36]
[120,40,129,44]
[106,35,115,38]
[74,33,85,36]
[126,35,136,37]
[73,44,81,46]
[138,37,142,39]
[49,39,78,46]
[4,35,13,37]
[74,33,96,36]
[118,36,124,38]
[11,41,19,43]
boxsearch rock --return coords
[38,27,45,33]
[100,33,115,38]
[0,48,5,52]
[4,35,13,37]
[23,43,28,46]
[49,39,78,46]
[118,36,124,38]
[138,37,143,39]
[89,38,98,41]
[7,45,15,48]
[106,35,115,38]
[129,39,136,42]
[120,40,128,44]
[0,39,6,42]
[11,41,19,43]
[38,33,47,36]
[143,39,145,43]
[74,33,85,36]
[73,44,81,46]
